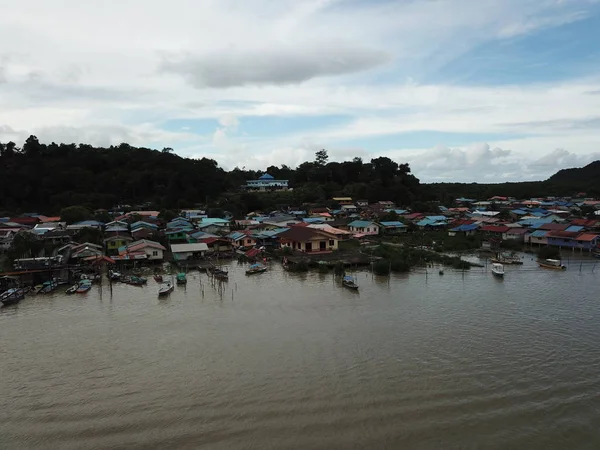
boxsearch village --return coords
[1,175,600,299]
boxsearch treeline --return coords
[1,136,598,217]
[0,138,420,215]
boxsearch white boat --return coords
[538,259,566,270]
[491,263,505,277]
[158,281,174,296]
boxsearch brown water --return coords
[1,256,600,449]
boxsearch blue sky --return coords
[1,0,600,181]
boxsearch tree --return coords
[60,205,92,224]
[158,209,178,222]
[7,232,44,262]
[315,149,328,166]
[162,147,174,153]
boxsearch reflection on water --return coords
[1,256,600,449]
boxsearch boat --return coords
[158,281,174,296]
[207,266,228,280]
[491,263,505,277]
[108,270,122,281]
[38,280,58,294]
[122,275,147,286]
[76,279,92,293]
[342,275,359,290]
[81,273,101,283]
[592,250,600,259]
[538,259,567,270]
[246,263,267,275]
[176,273,187,285]
[439,269,444,275]
[65,284,78,294]
[154,274,163,283]
[490,252,523,265]
[1,288,26,306]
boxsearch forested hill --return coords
[0,137,420,214]
[0,136,597,215]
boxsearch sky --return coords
[1,0,600,182]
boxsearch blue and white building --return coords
[243,173,289,192]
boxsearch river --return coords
[1,255,600,449]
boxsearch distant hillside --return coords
[547,160,600,190]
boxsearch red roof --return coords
[9,217,40,225]
[404,213,424,220]
[245,248,261,258]
[539,223,569,231]
[576,233,599,242]
[279,227,335,242]
[480,225,510,233]
[570,219,598,227]
[547,230,579,239]
[506,227,528,235]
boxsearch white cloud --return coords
[0,0,599,182]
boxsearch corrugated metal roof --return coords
[348,220,376,228]
[380,221,407,227]
[530,230,549,237]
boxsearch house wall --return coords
[547,238,597,250]
[502,233,525,242]
[106,239,131,252]
[384,227,407,235]
[529,236,548,245]
[143,248,164,260]
[232,237,256,248]
[349,225,380,235]
[283,237,339,252]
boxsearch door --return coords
[319,241,326,251]
[306,242,312,252]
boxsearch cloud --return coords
[159,43,390,88]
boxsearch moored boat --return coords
[76,279,93,293]
[176,273,187,285]
[207,266,228,280]
[538,258,566,270]
[108,270,122,281]
[490,252,523,265]
[1,288,26,306]
[158,281,174,296]
[122,275,147,286]
[342,275,359,290]
[491,263,505,277]
[246,263,267,275]
[65,284,78,295]
[39,280,58,294]
[154,274,163,283]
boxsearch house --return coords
[132,227,159,241]
[528,230,549,246]
[196,222,227,235]
[116,240,166,261]
[503,228,528,242]
[262,215,300,228]
[379,221,408,235]
[170,243,209,261]
[199,237,233,253]
[167,218,193,230]
[181,209,207,221]
[66,220,104,232]
[104,235,134,255]
[70,242,104,260]
[279,227,339,253]
[340,204,358,213]
[547,231,599,251]
[228,231,256,249]
[448,224,479,237]
[32,222,65,236]
[0,229,18,251]
[356,200,369,207]
[8,216,41,227]
[332,197,354,206]
[348,220,380,236]
[416,217,448,229]
[199,218,231,232]
[574,233,600,251]
[307,224,353,240]
[480,225,510,238]
[40,229,72,245]
[165,228,190,243]
[243,173,289,192]
[104,225,129,236]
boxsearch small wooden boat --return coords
[65,284,78,295]
[76,279,93,293]
[538,259,566,270]
[158,281,174,296]
[207,266,228,280]
[153,274,163,283]
[176,273,187,285]
[246,263,267,275]
[81,274,101,283]
[1,288,26,306]
[490,252,523,265]
[491,263,505,277]
[438,269,444,275]
[39,280,58,294]
[108,270,122,281]
[342,275,359,290]
[122,275,147,286]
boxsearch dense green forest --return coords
[1,136,598,217]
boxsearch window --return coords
[246,239,252,245]
[329,240,334,246]
[152,251,158,256]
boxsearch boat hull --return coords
[492,270,504,277]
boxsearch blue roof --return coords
[511,209,528,215]
[259,173,274,180]
[384,209,408,215]
[165,228,191,235]
[518,218,553,227]
[303,218,325,224]
[530,230,549,238]
[417,219,447,227]
[131,221,158,230]
[348,220,376,228]
[451,224,479,232]
[380,221,407,227]
[105,225,128,232]
[456,197,475,202]
[73,220,104,226]
[290,211,306,215]
[201,218,229,224]
[425,215,447,222]
[565,225,585,232]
